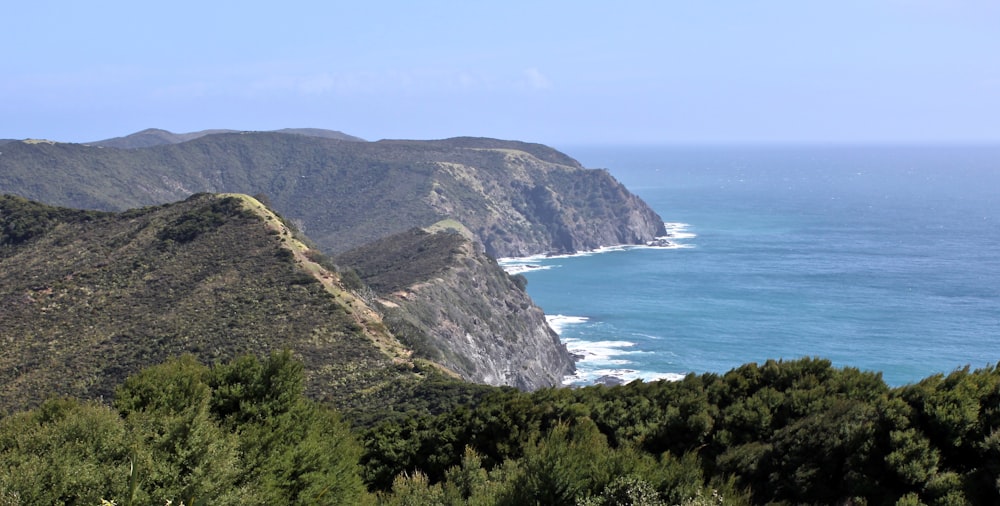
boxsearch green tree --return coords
[210,351,370,505]
[0,398,135,505]
[114,355,243,504]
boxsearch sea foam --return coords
[497,225,698,386]
[548,315,686,386]
[497,222,696,275]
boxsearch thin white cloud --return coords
[521,68,553,90]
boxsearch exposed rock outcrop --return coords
[336,224,575,390]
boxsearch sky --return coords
[4,1,1000,146]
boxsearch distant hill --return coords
[88,127,366,149]
[272,127,367,142]
[0,193,419,414]
[0,131,666,257]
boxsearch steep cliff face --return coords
[423,151,667,257]
[335,224,575,390]
[0,132,666,257]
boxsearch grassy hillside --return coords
[0,193,432,414]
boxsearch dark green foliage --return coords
[0,398,135,505]
[335,227,466,293]
[4,354,1000,504]
[379,306,442,361]
[156,194,252,243]
[339,266,365,291]
[510,273,528,291]
[208,351,304,426]
[359,358,1000,505]
[0,194,108,246]
[114,355,243,504]
[205,352,369,504]
[4,353,375,505]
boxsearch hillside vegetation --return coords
[3,353,998,505]
[0,131,665,257]
[0,193,432,414]
[359,357,1000,505]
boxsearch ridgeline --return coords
[0,130,666,257]
[0,193,425,414]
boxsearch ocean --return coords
[500,145,1000,387]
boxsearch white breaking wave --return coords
[663,222,697,240]
[561,368,687,386]
[497,255,558,275]
[498,222,697,385]
[500,263,556,275]
[562,337,637,364]
[547,316,687,386]
[497,221,696,275]
[545,314,589,334]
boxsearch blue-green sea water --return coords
[501,145,1000,387]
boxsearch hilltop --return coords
[0,193,543,414]
[87,127,366,149]
[0,130,666,257]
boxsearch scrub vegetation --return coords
[2,354,998,505]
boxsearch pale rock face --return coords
[423,155,666,259]
[397,240,574,390]
[338,229,576,390]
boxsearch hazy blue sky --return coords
[4,1,999,146]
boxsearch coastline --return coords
[498,222,695,387]
[498,222,694,274]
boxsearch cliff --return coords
[335,222,575,390]
[0,131,666,257]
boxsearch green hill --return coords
[0,193,424,414]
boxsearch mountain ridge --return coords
[87,127,366,149]
[0,130,667,258]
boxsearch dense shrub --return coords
[2,354,999,505]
